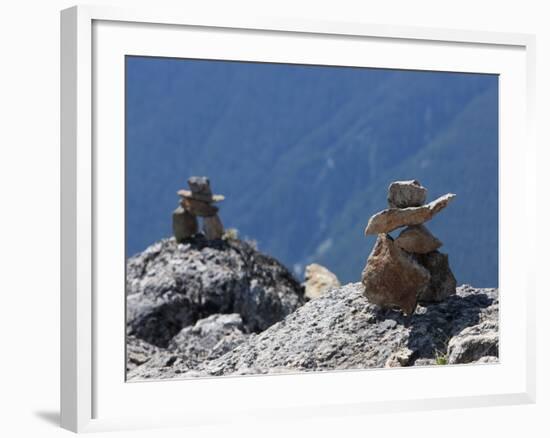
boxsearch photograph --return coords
[124,56,499,381]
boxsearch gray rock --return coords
[447,319,499,364]
[361,234,430,315]
[414,251,457,302]
[172,206,198,242]
[127,313,250,379]
[476,356,499,364]
[365,193,456,235]
[395,225,442,254]
[126,237,305,348]
[128,284,497,380]
[169,313,248,359]
[126,336,162,372]
[388,180,427,208]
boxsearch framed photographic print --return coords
[60,4,536,433]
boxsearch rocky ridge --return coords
[128,281,498,380]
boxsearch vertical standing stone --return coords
[203,214,224,240]
[361,234,430,315]
[172,206,198,242]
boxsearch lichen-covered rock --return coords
[365,193,456,235]
[304,263,340,299]
[395,225,442,254]
[387,180,427,208]
[414,251,457,302]
[361,234,430,315]
[126,236,305,347]
[127,283,498,380]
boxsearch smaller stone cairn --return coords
[173,176,225,241]
[361,180,457,315]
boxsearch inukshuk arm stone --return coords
[364,193,456,235]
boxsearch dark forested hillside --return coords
[125,56,498,287]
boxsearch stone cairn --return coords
[172,176,225,241]
[361,180,457,315]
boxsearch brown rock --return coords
[172,206,198,241]
[364,193,456,235]
[361,234,430,315]
[203,214,224,240]
[414,251,457,302]
[304,263,340,299]
[181,197,219,217]
[395,225,442,254]
[388,180,427,208]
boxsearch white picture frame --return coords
[60,4,537,433]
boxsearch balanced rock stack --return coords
[361,180,457,315]
[172,176,225,241]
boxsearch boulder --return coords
[304,263,340,299]
[172,206,198,241]
[365,193,456,235]
[388,180,427,208]
[361,234,430,315]
[203,214,224,240]
[447,319,499,364]
[126,236,305,347]
[126,284,498,380]
[414,251,457,302]
[395,225,442,254]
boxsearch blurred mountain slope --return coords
[125,57,498,286]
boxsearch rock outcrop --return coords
[126,235,305,348]
[127,283,498,380]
